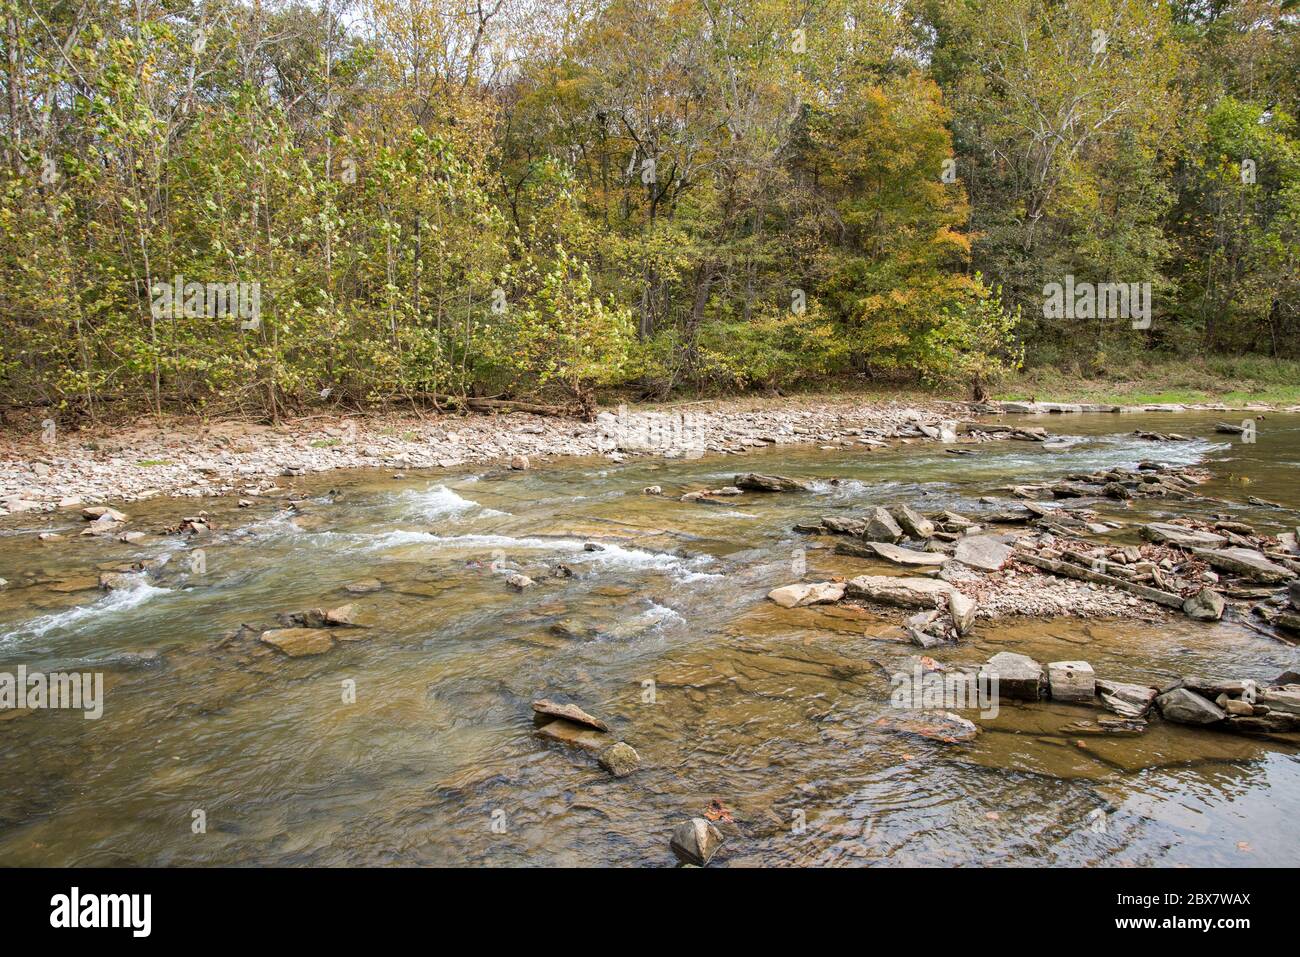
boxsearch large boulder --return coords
[890,504,935,539]
[980,652,1043,701]
[734,473,810,493]
[670,818,724,866]
[953,535,1013,572]
[1141,523,1227,548]
[1156,687,1226,725]
[844,575,955,608]
[767,581,846,608]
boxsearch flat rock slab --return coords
[1141,523,1227,548]
[260,628,336,657]
[1189,547,1293,584]
[1096,680,1158,718]
[533,699,609,732]
[535,717,610,751]
[954,535,1012,571]
[867,542,949,566]
[845,575,955,608]
[767,581,846,608]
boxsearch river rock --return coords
[948,590,977,636]
[873,710,979,743]
[1257,687,1300,716]
[1190,547,1293,584]
[1156,687,1226,725]
[598,741,640,777]
[259,628,336,657]
[1047,660,1096,702]
[344,579,383,594]
[734,473,810,492]
[844,575,955,608]
[98,572,137,591]
[1140,523,1227,548]
[890,504,935,539]
[509,454,530,470]
[981,652,1043,700]
[953,535,1012,572]
[670,818,724,866]
[864,507,903,542]
[506,573,535,590]
[1182,588,1225,621]
[767,581,846,608]
[1289,580,1300,610]
[867,542,949,566]
[1097,680,1158,718]
[532,698,609,732]
[82,505,128,523]
[822,516,867,535]
[536,717,609,751]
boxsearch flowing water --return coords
[2,411,1298,866]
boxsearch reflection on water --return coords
[1,411,1298,865]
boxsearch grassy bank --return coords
[999,356,1300,407]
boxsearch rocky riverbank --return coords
[1,396,984,510]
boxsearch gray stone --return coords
[867,542,948,566]
[670,818,724,866]
[1047,660,1096,702]
[766,581,845,608]
[1182,588,1225,621]
[980,652,1043,701]
[1257,687,1300,716]
[954,535,1013,572]
[844,575,955,608]
[890,504,935,539]
[1140,523,1227,549]
[948,590,977,636]
[734,473,810,493]
[1189,547,1292,584]
[864,507,904,542]
[1096,680,1159,718]
[1156,687,1226,725]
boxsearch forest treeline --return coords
[1,0,1297,419]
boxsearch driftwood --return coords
[1016,553,1186,608]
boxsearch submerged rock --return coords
[598,742,641,777]
[259,627,336,657]
[873,710,979,743]
[670,818,725,866]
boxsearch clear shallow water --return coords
[1,411,1298,866]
